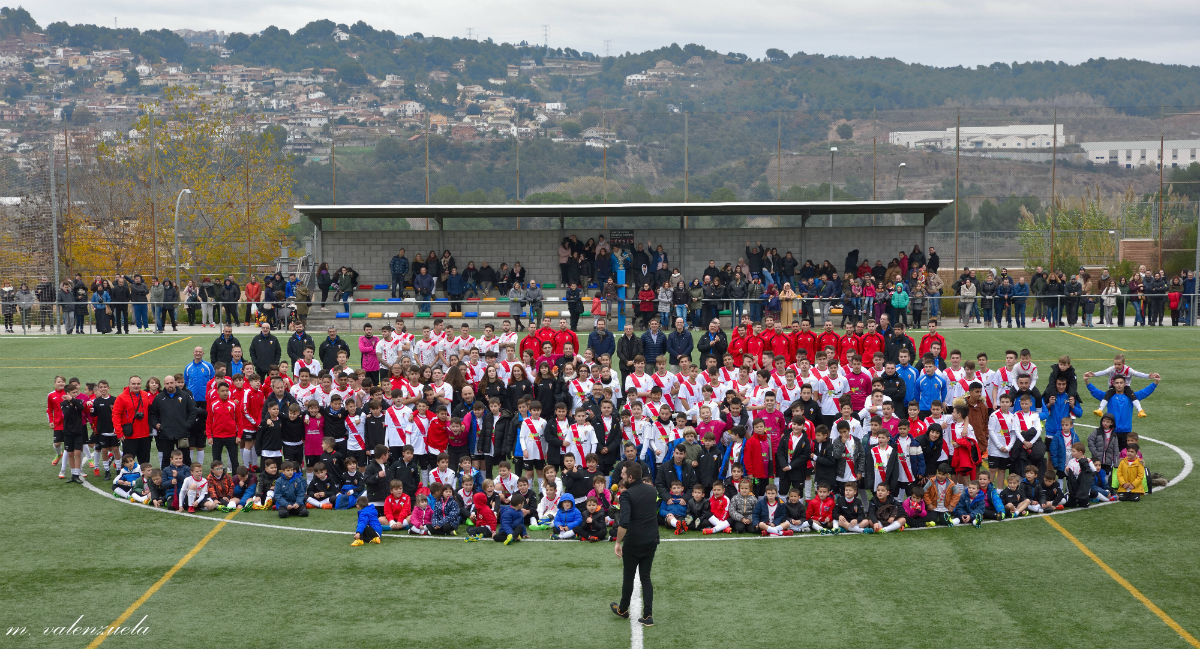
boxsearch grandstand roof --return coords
[295,200,953,228]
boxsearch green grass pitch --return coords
[1,327,1198,649]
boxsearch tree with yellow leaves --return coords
[63,87,295,283]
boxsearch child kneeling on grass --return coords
[495,493,529,544]
[950,480,984,527]
[351,495,382,546]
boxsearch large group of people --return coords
[3,231,1196,335]
[47,288,1166,543]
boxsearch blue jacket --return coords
[952,490,986,518]
[659,494,688,520]
[640,331,666,365]
[916,372,948,411]
[1040,390,1082,435]
[1012,282,1029,303]
[414,273,436,296]
[431,496,460,529]
[357,504,382,534]
[751,496,788,526]
[553,493,583,529]
[587,330,615,358]
[1047,427,1078,472]
[390,255,410,278]
[1088,382,1156,433]
[980,483,1004,513]
[163,463,190,499]
[183,360,214,402]
[896,364,920,403]
[665,330,693,363]
[498,504,526,535]
[445,273,465,296]
[274,472,307,508]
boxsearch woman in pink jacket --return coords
[358,323,381,385]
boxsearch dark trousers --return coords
[113,307,129,333]
[212,437,239,471]
[619,543,656,617]
[123,437,152,465]
[223,304,238,325]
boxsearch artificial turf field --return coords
[2,326,1199,649]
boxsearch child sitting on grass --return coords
[551,492,583,539]
[206,461,239,512]
[382,480,412,530]
[408,493,433,536]
[306,462,336,509]
[866,483,906,533]
[659,481,689,535]
[181,463,215,513]
[247,460,279,510]
[574,497,607,542]
[350,495,382,546]
[112,455,144,502]
[274,460,308,518]
[950,480,984,527]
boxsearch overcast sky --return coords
[31,0,1200,67]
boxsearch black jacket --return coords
[618,481,661,548]
[365,460,390,502]
[287,331,316,365]
[257,418,283,453]
[318,336,350,371]
[654,460,697,500]
[388,458,421,497]
[148,389,198,441]
[810,439,837,489]
[776,432,811,481]
[695,443,724,488]
[592,415,623,469]
[616,334,643,373]
[697,330,728,364]
[249,332,281,373]
[210,334,241,367]
[878,371,906,406]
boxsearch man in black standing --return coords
[249,321,280,378]
[611,463,658,627]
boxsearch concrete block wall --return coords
[320,225,925,286]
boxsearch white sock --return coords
[558,530,575,539]
[84,444,93,461]
[195,450,205,466]
[848,525,863,533]
[306,472,313,483]
[710,519,730,533]
[666,515,677,527]
[306,496,320,507]
[883,521,902,532]
[94,448,103,468]
[114,487,131,498]
[156,451,164,467]
[766,525,779,534]
[951,518,963,526]
[131,492,149,504]
[799,521,811,532]
[1029,503,1043,513]
[243,449,254,467]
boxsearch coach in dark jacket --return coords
[587,319,616,359]
[665,318,693,366]
[696,321,727,365]
[616,325,643,381]
[319,327,351,370]
[148,376,197,464]
[249,322,281,376]
[286,323,315,366]
[209,326,241,367]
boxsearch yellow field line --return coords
[127,336,194,359]
[1044,516,1200,648]
[86,509,237,649]
[1058,329,1127,352]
